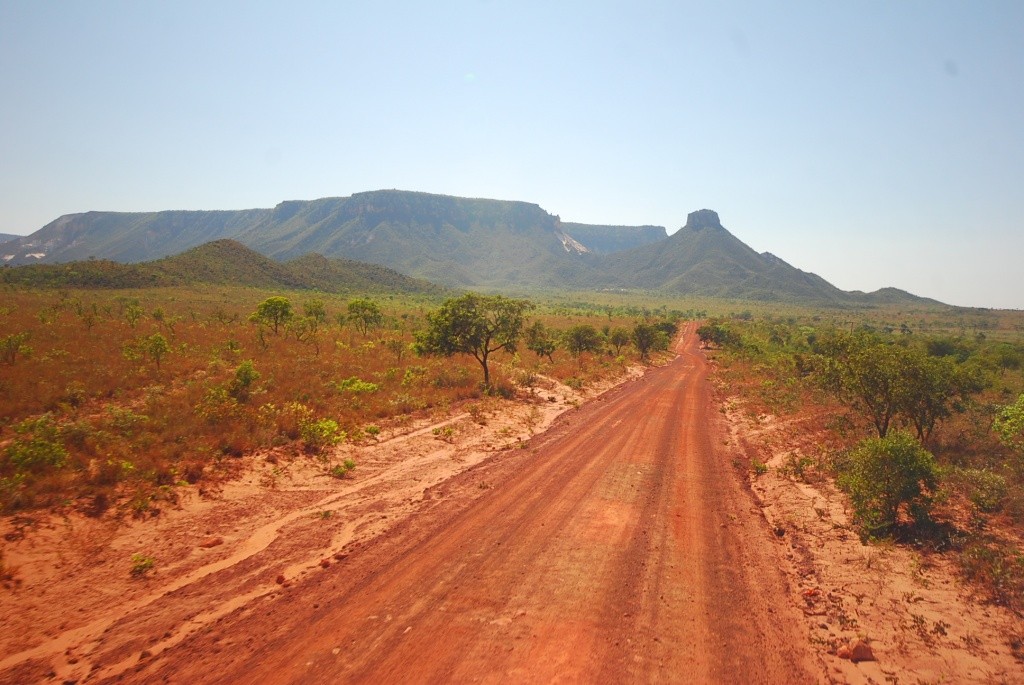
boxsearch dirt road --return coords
[108,324,816,683]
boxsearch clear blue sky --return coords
[2,1,1022,309]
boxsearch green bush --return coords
[299,418,344,454]
[130,553,155,577]
[333,377,379,394]
[4,415,68,474]
[329,458,357,478]
[229,360,260,402]
[837,431,938,538]
[956,468,1008,513]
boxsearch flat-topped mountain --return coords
[1,190,938,305]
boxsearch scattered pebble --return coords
[837,638,875,662]
[849,639,875,662]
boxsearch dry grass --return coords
[0,287,664,516]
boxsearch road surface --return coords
[117,324,818,683]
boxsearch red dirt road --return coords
[116,325,819,683]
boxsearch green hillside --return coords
[3,209,269,264]
[0,240,440,294]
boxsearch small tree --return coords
[347,299,384,336]
[837,431,938,539]
[382,337,408,363]
[818,333,911,438]
[415,293,532,388]
[525,320,557,362]
[0,332,32,365]
[899,352,985,444]
[144,333,171,370]
[631,323,667,361]
[696,321,739,348]
[250,296,293,335]
[299,418,344,455]
[608,327,631,355]
[562,325,602,359]
[303,299,327,328]
[124,303,145,328]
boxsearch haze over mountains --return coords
[0,190,936,305]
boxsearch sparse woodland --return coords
[700,311,1024,618]
[0,286,680,517]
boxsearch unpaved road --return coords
[115,325,817,683]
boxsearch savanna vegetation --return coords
[0,286,680,518]
[699,310,1024,615]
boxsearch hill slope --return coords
[1,210,269,264]
[0,240,440,294]
[598,209,908,304]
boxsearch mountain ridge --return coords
[1,190,941,306]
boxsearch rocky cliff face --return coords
[682,209,723,230]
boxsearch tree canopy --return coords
[816,330,985,441]
[346,299,384,336]
[249,296,293,335]
[631,322,668,361]
[525,320,558,362]
[415,293,533,388]
[562,325,603,359]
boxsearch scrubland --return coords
[0,286,677,520]
[700,307,1024,653]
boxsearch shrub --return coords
[401,365,428,387]
[993,393,1024,453]
[837,431,938,538]
[329,458,356,478]
[960,538,1024,613]
[432,425,455,442]
[106,406,148,437]
[129,553,155,577]
[333,377,379,394]
[195,386,239,424]
[229,360,260,402]
[957,468,1008,513]
[4,415,68,474]
[0,332,32,364]
[299,418,344,454]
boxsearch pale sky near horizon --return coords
[1,1,1022,309]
